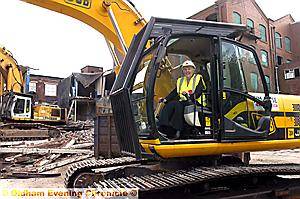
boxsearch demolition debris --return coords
[0,120,94,178]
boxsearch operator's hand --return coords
[182,91,190,98]
[159,98,167,103]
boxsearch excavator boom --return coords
[0,46,24,95]
[21,0,146,66]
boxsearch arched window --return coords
[205,13,218,22]
[247,18,254,29]
[233,12,242,24]
[259,24,267,42]
[275,32,282,48]
[250,72,258,92]
[261,50,268,67]
[265,75,270,91]
[285,37,291,52]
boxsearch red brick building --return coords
[29,66,103,104]
[189,0,300,94]
[29,74,62,104]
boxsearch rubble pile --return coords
[0,120,94,179]
[58,120,94,132]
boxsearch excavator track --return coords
[0,122,62,141]
[65,158,300,198]
[64,156,139,188]
[91,164,300,191]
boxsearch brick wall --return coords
[189,0,300,94]
[291,22,300,61]
[30,75,62,104]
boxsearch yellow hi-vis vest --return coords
[176,74,207,106]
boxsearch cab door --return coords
[220,39,271,141]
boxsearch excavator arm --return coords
[20,0,173,103]
[20,0,146,68]
[0,46,24,95]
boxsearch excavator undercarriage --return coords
[0,92,65,140]
[0,122,61,141]
[64,156,300,198]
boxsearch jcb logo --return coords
[65,0,91,9]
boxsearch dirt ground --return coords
[250,149,300,164]
[0,166,67,189]
[1,149,300,189]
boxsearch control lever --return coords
[255,97,272,112]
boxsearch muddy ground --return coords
[1,149,300,189]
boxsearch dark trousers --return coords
[158,100,189,132]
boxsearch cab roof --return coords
[149,17,246,38]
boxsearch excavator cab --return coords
[0,91,66,123]
[0,92,32,121]
[110,18,272,159]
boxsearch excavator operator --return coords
[157,60,207,139]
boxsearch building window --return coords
[246,18,254,30]
[250,72,258,92]
[233,12,242,24]
[205,13,218,22]
[276,55,282,66]
[29,82,37,92]
[284,69,295,79]
[45,84,57,96]
[295,68,300,77]
[265,75,270,91]
[261,50,268,67]
[259,24,267,42]
[285,37,291,52]
[286,59,292,64]
[275,32,282,48]
[13,98,25,114]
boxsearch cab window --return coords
[222,42,264,93]
[14,98,25,114]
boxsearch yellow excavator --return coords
[13,0,300,197]
[0,46,66,139]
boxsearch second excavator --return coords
[0,46,66,140]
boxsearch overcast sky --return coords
[0,0,299,78]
